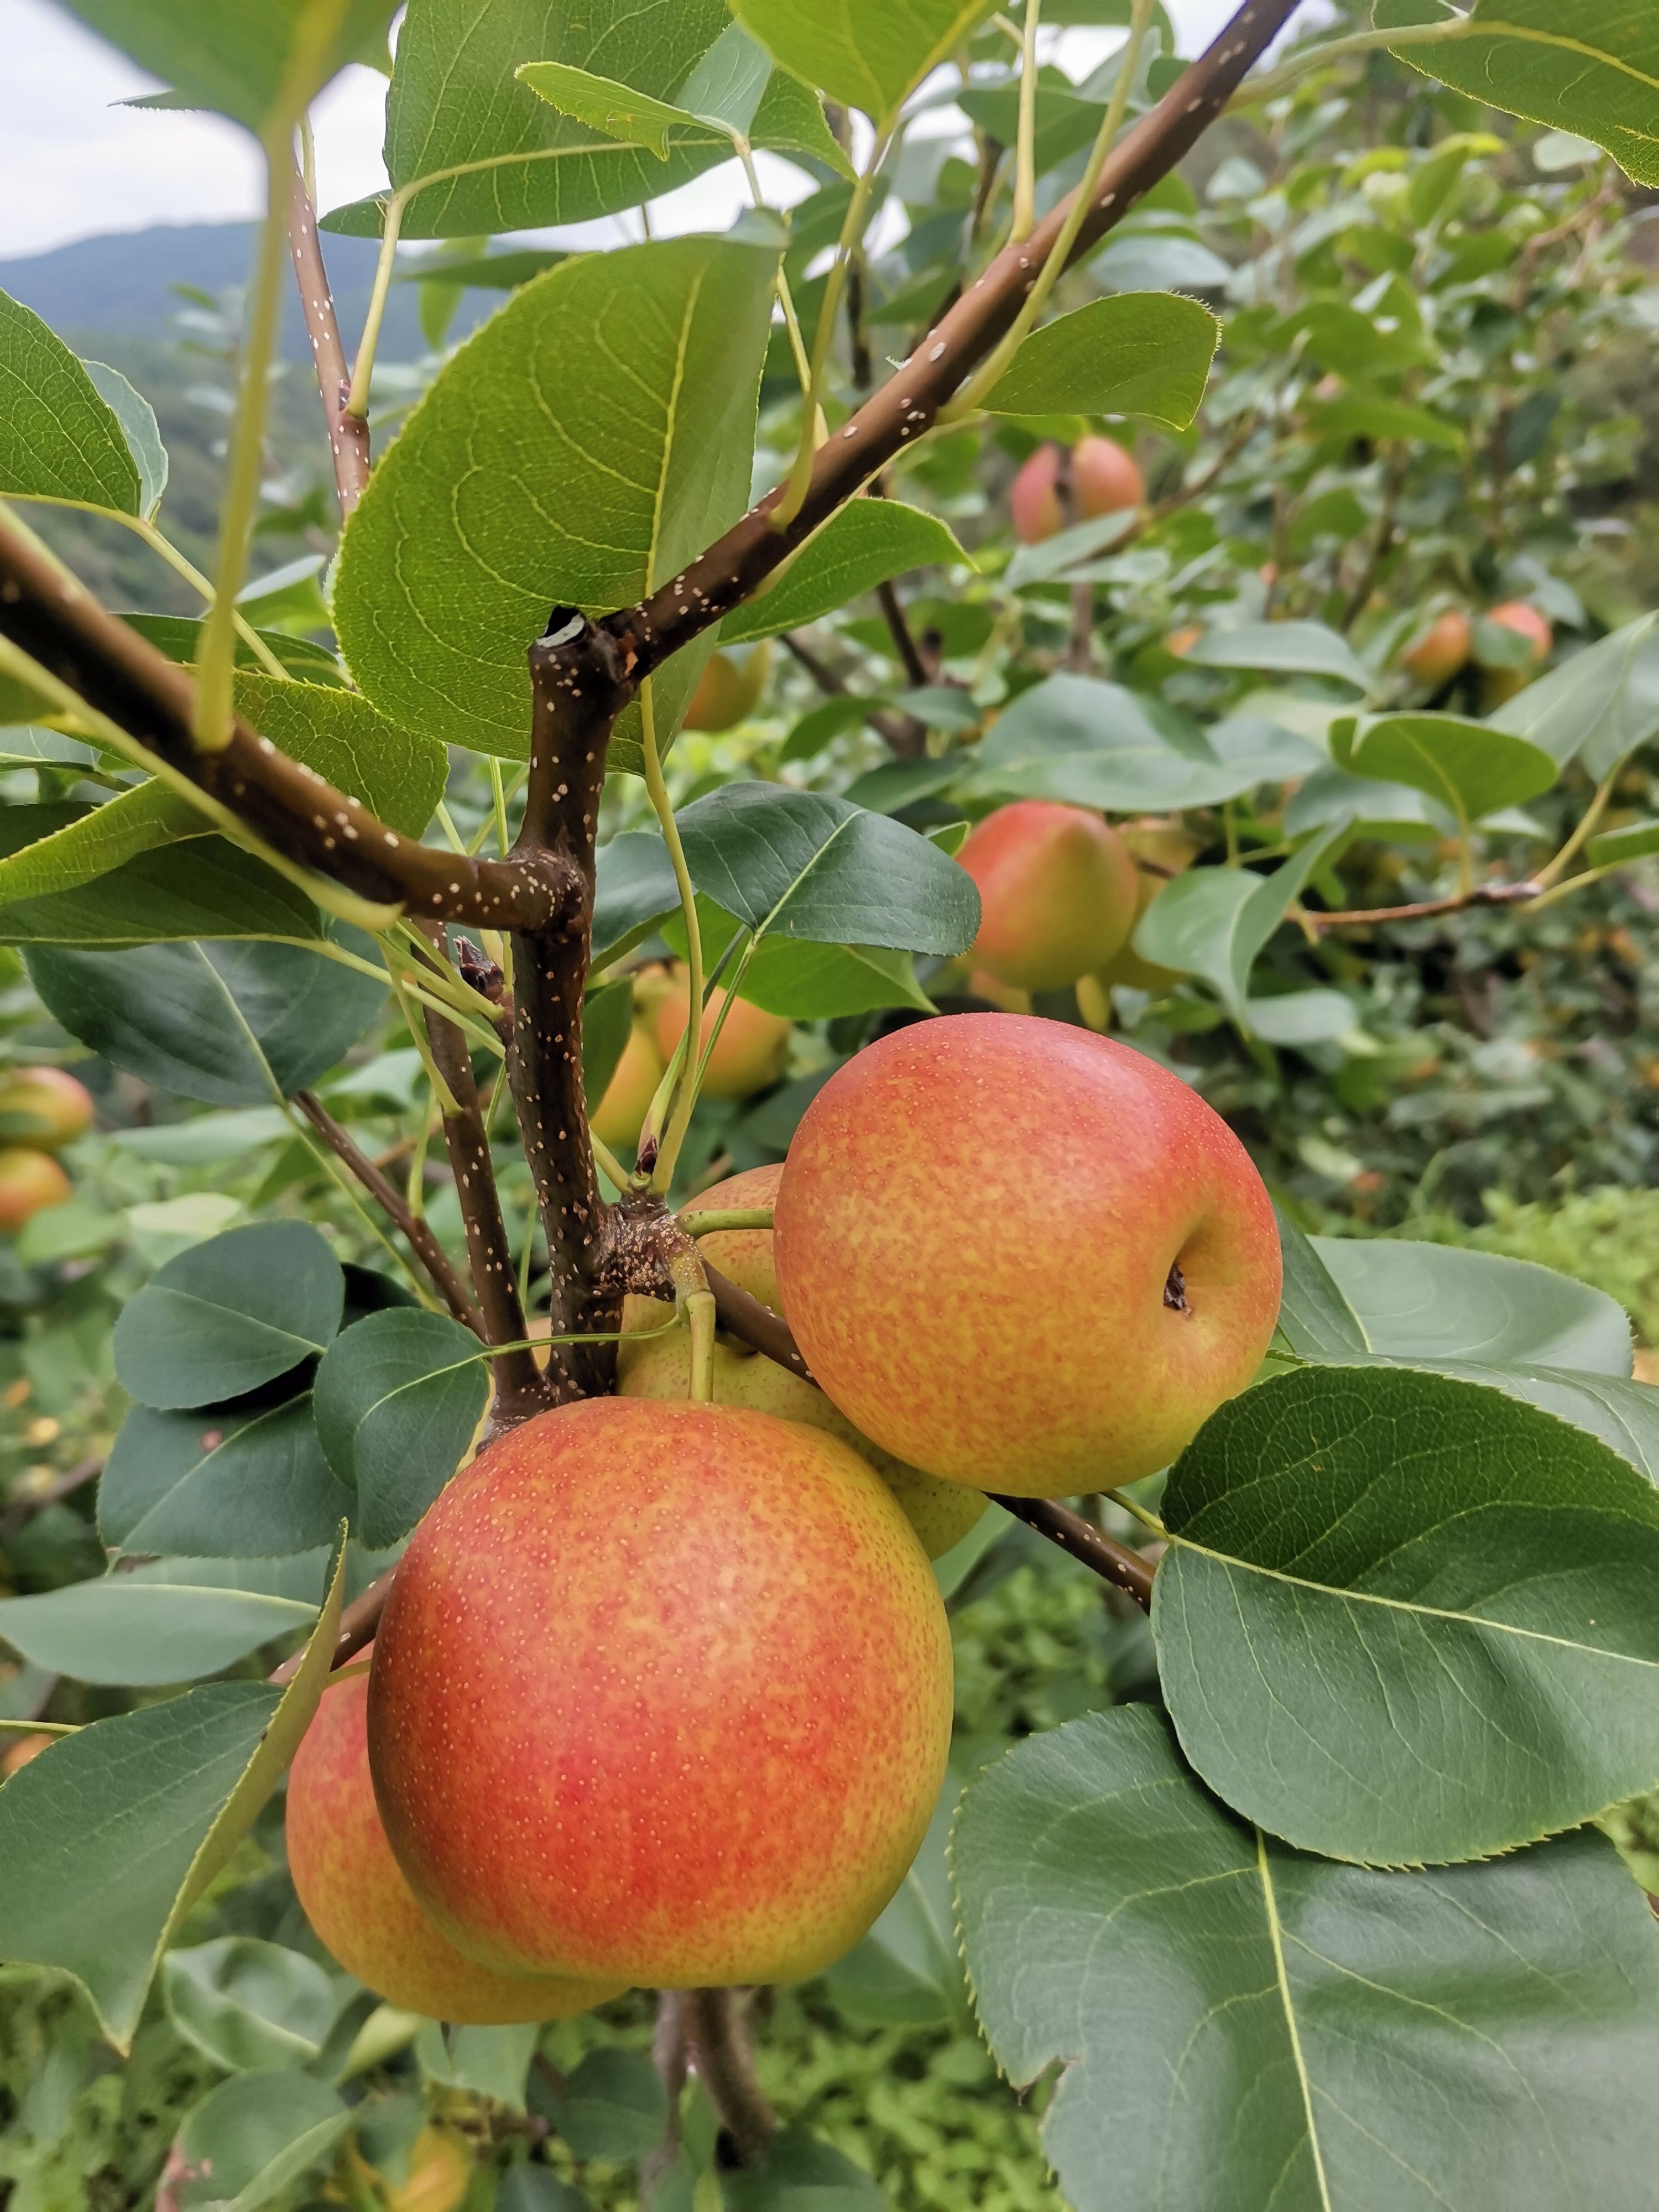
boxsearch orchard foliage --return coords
[2,2,1659,2208]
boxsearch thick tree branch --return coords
[606,0,1298,684]
[293,1089,484,1333]
[285,158,370,521]
[0,514,573,928]
[683,1989,777,2165]
[506,611,633,1402]
[419,986,552,1426]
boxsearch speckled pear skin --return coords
[367,1397,953,1991]
[625,1166,983,1559]
[774,1015,1282,1497]
[959,801,1140,991]
[287,1652,622,2023]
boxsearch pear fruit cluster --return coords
[0,1066,93,1232]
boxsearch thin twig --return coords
[1302,879,1541,931]
[779,630,927,760]
[876,580,933,688]
[293,1091,484,1333]
[285,155,371,521]
[986,1494,1155,1610]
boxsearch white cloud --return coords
[0,0,1327,264]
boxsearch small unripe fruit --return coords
[1009,437,1144,543]
[959,801,1140,992]
[653,967,792,1100]
[0,1147,71,1232]
[775,1015,1281,1495]
[1402,609,1472,688]
[590,1020,664,1152]
[684,644,771,732]
[619,1166,984,1559]
[368,1397,952,1989]
[288,1654,621,2023]
[0,1067,93,1150]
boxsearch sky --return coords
[0,0,1327,264]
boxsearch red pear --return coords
[1009,437,1144,542]
[1402,608,1472,688]
[959,801,1140,992]
[0,1067,93,1150]
[0,1147,71,1232]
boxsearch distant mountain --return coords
[0,220,493,358]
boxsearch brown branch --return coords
[641,1992,690,2199]
[1304,879,1540,932]
[0,514,573,930]
[703,1262,813,1383]
[270,1565,393,1686]
[285,158,370,521]
[986,1494,1155,1611]
[419,978,552,1427]
[293,1089,485,1333]
[876,579,933,688]
[778,628,926,760]
[683,1989,777,2165]
[605,0,1299,684]
[0,1454,102,1545]
[505,611,633,1403]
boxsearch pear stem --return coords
[684,1987,777,2165]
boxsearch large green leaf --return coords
[0,781,209,905]
[311,1308,488,1548]
[25,933,386,1104]
[113,1221,345,1410]
[232,677,448,837]
[515,60,729,159]
[1153,1364,1659,1865]
[962,676,1316,812]
[1486,613,1659,780]
[1387,1,1659,188]
[175,2070,351,2212]
[163,1938,335,2074]
[954,1704,1659,2212]
[0,1580,317,1686]
[0,1548,345,2048]
[984,294,1219,428]
[1183,620,1373,691]
[733,0,997,123]
[333,238,777,768]
[1132,823,1352,1027]
[0,289,141,512]
[665,898,936,1018]
[592,830,681,966]
[720,500,969,646]
[675,781,979,953]
[0,839,323,948]
[1336,711,1558,823]
[322,0,734,238]
[100,1396,353,1558]
[57,0,397,132]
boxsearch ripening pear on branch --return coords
[1401,607,1473,688]
[619,1165,986,1559]
[774,1015,1281,1495]
[1092,818,1206,997]
[367,1397,952,1990]
[0,1066,93,1149]
[958,800,1140,992]
[1010,434,1145,543]
[287,1652,623,2023]
[650,965,794,1100]
[682,641,773,731]
[589,1016,665,1153]
[0,1146,71,1231]
[1481,599,1553,705]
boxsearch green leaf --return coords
[311,1308,488,1550]
[114,1221,345,1410]
[537,2049,669,2161]
[1592,817,1659,868]
[0,1546,345,2048]
[732,0,997,123]
[826,1770,968,2030]
[1307,1235,1634,1375]
[722,2129,886,2211]
[233,677,448,837]
[56,0,397,132]
[124,611,344,686]
[954,1703,1659,2212]
[82,359,167,519]
[1307,390,1465,452]
[25,933,387,1104]
[1488,613,1659,781]
[1272,1206,1368,1359]
[515,61,724,160]
[100,1396,354,1558]
[582,977,636,1111]
[1154,1364,1659,1865]
[1336,710,1558,823]
[0,781,210,905]
[719,500,969,647]
[964,676,1318,812]
[1244,987,1357,1046]
[0,289,141,512]
[592,831,681,967]
[333,238,778,768]
[1390,2,1659,188]
[0,839,323,948]
[675,781,979,953]
[0,1580,318,1684]
[322,0,736,238]
[666,901,936,1018]
[984,294,1219,428]
[1132,823,1352,1027]
[163,1938,336,2073]
[1183,619,1373,690]
[175,2070,351,2212]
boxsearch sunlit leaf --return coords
[985,293,1219,428]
